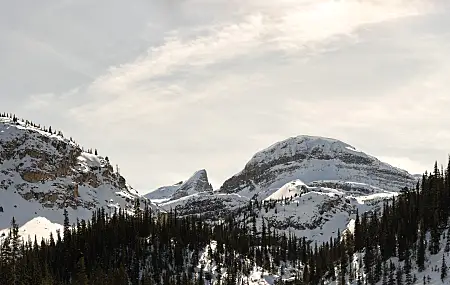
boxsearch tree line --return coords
[1,158,450,284]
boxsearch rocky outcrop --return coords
[21,171,55,183]
[171,170,213,200]
[146,170,213,201]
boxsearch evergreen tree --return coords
[441,255,448,282]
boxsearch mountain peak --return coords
[220,135,415,198]
[247,135,363,168]
[172,169,213,200]
[146,169,213,201]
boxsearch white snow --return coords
[265,179,308,201]
[228,135,415,200]
[144,185,180,200]
[326,229,450,285]
[0,216,63,243]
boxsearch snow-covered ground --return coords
[325,231,450,285]
[0,216,63,243]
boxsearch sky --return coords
[1,0,450,193]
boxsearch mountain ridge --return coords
[219,135,415,199]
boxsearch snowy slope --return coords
[265,180,308,200]
[192,226,450,285]
[220,135,416,200]
[0,217,63,243]
[145,169,213,202]
[324,231,450,285]
[144,182,182,200]
[0,116,156,239]
[250,183,396,243]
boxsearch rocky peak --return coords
[145,170,213,201]
[220,135,416,198]
[172,169,213,200]
[246,135,375,168]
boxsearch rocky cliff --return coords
[0,116,153,233]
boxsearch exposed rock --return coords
[21,171,55,183]
[146,170,213,201]
[171,170,213,200]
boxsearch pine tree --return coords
[74,256,89,285]
[10,217,21,285]
[445,228,450,252]
[441,254,448,281]
[417,225,426,271]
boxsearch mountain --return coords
[0,115,154,237]
[172,169,213,199]
[144,181,183,200]
[220,135,415,199]
[1,116,445,285]
[145,169,213,202]
[150,135,417,243]
[4,164,446,285]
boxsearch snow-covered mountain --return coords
[220,135,415,199]
[149,135,417,243]
[0,116,155,238]
[145,169,213,202]
[144,181,183,200]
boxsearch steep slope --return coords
[0,116,153,236]
[220,135,415,199]
[247,183,396,243]
[144,181,183,201]
[172,169,213,199]
[145,169,213,202]
[265,179,309,200]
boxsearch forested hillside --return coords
[1,159,450,284]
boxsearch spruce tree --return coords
[441,254,448,281]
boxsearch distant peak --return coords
[172,169,213,200]
[183,169,209,185]
[247,135,361,168]
[267,135,352,149]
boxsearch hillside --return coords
[1,114,449,285]
[220,135,415,198]
[0,114,155,239]
[1,160,448,285]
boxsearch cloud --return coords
[7,0,450,191]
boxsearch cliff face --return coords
[0,117,152,231]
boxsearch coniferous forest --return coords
[1,159,450,284]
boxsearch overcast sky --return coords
[2,0,450,193]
